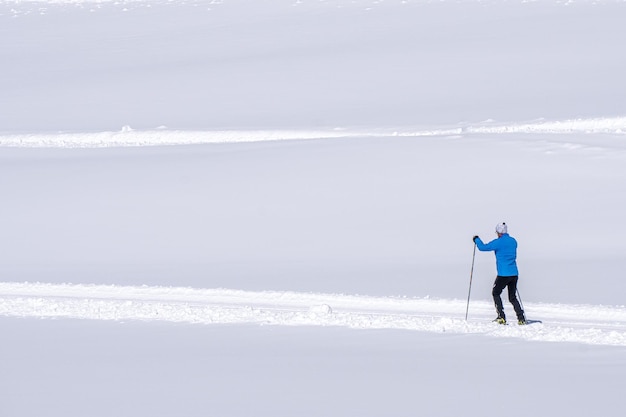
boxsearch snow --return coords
[4,282,626,346]
[1,116,626,148]
[2,0,626,416]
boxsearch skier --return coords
[473,222,527,325]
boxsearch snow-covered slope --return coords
[2,1,626,417]
[2,0,626,132]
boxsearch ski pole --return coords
[516,288,525,312]
[465,243,477,320]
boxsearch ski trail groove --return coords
[1,282,626,347]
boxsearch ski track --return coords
[2,282,626,347]
[1,116,625,149]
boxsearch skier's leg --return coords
[507,276,525,321]
[492,276,507,320]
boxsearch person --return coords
[473,222,526,325]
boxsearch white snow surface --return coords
[2,1,626,416]
[1,116,626,148]
[4,282,626,347]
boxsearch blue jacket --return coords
[475,233,518,276]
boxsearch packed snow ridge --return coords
[2,282,626,347]
[4,0,625,5]
[1,117,625,149]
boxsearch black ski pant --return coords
[492,275,525,321]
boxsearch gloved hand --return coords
[473,235,479,243]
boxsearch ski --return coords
[490,319,542,326]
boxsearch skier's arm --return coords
[474,237,500,252]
